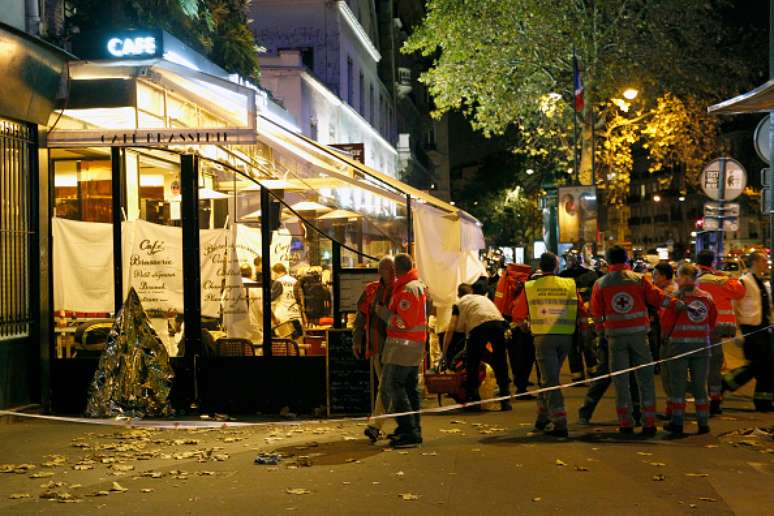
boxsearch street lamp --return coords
[653,194,661,202]
[678,195,686,202]
[526,168,534,175]
[623,88,639,100]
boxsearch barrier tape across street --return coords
[0,325,769,430]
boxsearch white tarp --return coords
[53,217,115,313]
[412,203,486,331]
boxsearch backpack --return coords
[493,263,533,315]
[299,271,331,319]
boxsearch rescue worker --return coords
[352,256,395,443]
[443,283,512,411]
[695,250,745,415]
[590,245,676,436]
[723,251,774,412]
[652,261,678,420]
[494,263,536,398]
[376,253,428,448]
[559,251,599,383]
[512,252,585,438]
[660,263,717,435]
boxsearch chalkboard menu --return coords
[326,329,372,416]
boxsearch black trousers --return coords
[726,325,774,410]
[506,327,536,392]
[568,329,598,377]
[465,321,511,399]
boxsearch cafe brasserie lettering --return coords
[140,239,165,256]
[99,131,232,145]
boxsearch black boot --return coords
[499,390,512,411]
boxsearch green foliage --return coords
[404,0,754,198]
[455,151,542,246]
[67,0,261,80]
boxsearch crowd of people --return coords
[352,246,774,448]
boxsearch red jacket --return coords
[494,263,532,316]
[660,287,717,345]
[696,265,745,336]
[385,268,427,343]
[354,279,393,358]
[591,263,670,336]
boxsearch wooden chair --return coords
[214,338,255,357]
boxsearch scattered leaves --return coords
[29,471,54,478]
[110,481,128,492]
[636,451,653,456]
[286,488,311,495]
[8,493,31,499]
[685,473,709,478]
[555,459,567,466]
[652,474,666,481]
[399,493,420,501]
[574,466,589,472]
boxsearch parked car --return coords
[720,257,746,278]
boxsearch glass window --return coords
[53,158,113,222]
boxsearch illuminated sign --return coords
[47,128,258,148]
[107,36,157,58]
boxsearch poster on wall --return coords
[558,186,598,244]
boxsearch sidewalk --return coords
[1,342,772,515]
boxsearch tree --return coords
[404,0,753,191]
[65,0,261,80]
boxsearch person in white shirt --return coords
[443,283,512,411]
[271,263,303,339]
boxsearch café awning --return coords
[708,79,774,115]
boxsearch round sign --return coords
[754,116,770,165]
[700,158,747,201]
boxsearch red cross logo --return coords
[611,292,634,314]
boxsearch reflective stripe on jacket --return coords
[524,275,578,335]
[660,288,717,344]
[591,264,668,337]
[696,266,745,335]
[386,268,427,343]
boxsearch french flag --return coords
[573,54,584,112]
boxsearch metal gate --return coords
[0,117,34,341]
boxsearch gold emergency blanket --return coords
[85,288,174,418]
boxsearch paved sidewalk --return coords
[0,342,772,515]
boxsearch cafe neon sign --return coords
[107,36,157,58]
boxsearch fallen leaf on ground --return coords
[111,464,134,472]
[439,428,462,434]
[652,474,666,481]
[72,465,93,471]
[143,471,164,478]
[30,472,54,478]
[399,493,420,501]
[398,451,408,456]
[450,420,466,425]
[649,462,667,467]
[141,489,154,494]
[92,491,110,497]
[395,471,405,476]
[8,493,31,499]
[212,454,230,461]
[636,451,653,456]
[532,497,542,502]
[471,448,481,452]
[110,482,128,492]
[704,445,719,449]
[555,459,567,466]
[685,473,709,478]
[198,471,216,476]
[372,482,381,485]
[698,497,717,502]
[574,466,589,472]
[421,452,437,456]
[689,504,697,509]
[342,481,351,485]
[286,488,311,495]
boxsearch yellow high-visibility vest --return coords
[525,275,578,335]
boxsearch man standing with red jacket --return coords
[376,253,428,448]
[695,250,745,415]
[591,245,674,435]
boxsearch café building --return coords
[8,27,485,415]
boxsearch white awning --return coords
[708,79,774,115]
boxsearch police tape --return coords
[0,325,770,430]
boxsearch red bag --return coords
[493,263,532,315]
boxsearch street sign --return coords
[703,201,740,218]
[700,158,747,201]
[702,217,739,232]
[755,116,770,165]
